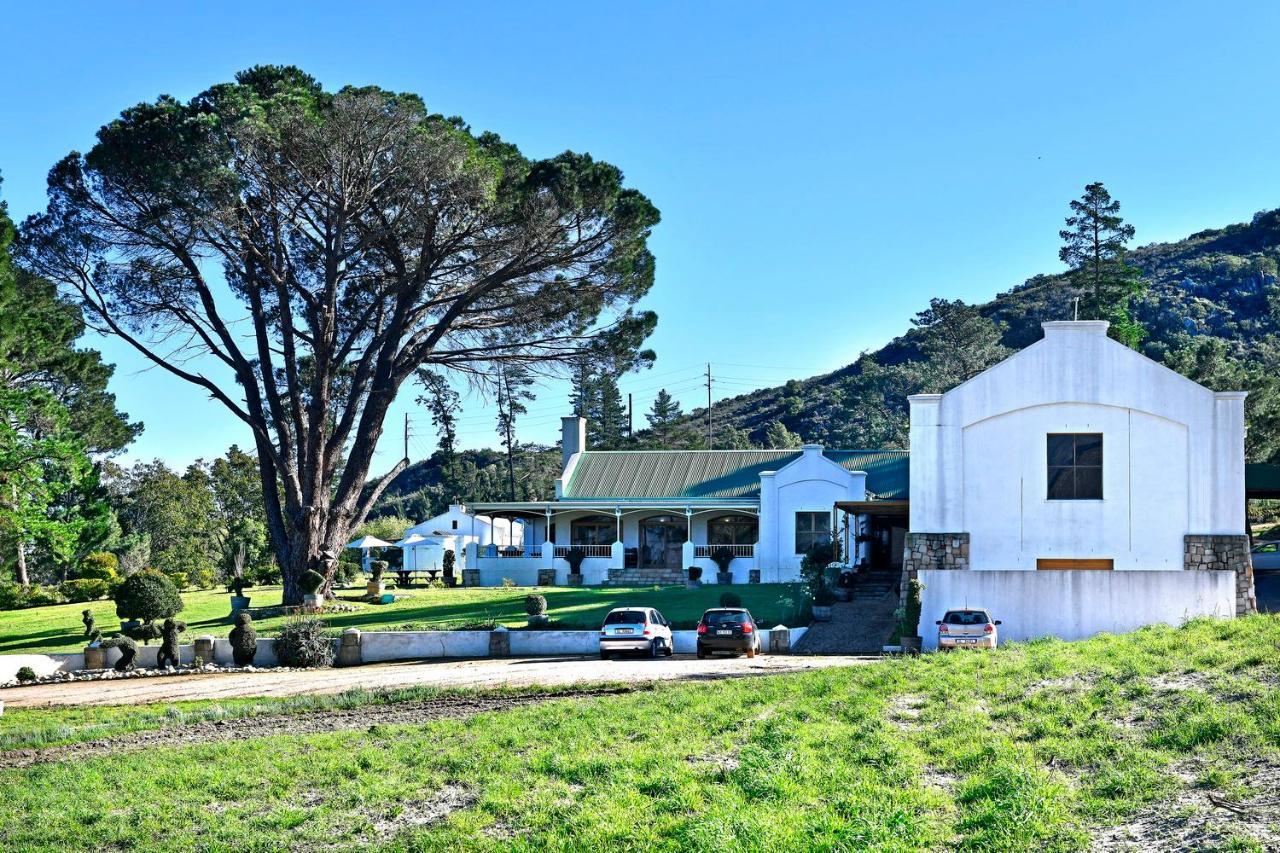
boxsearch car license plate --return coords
[956,638,976,644]
[716,630,732,636]
[616,628,633,635]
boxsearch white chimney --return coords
[561,416,587,468]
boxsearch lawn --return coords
[2,616,1279,850]
[0,583,808,655]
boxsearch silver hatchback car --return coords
[1251,540,1280,572]
[598,607,675,659]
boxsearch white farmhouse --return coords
[395,505,523,573]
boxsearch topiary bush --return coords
[719,592,742,608]
[127,622,163,645]
[79,551,120,583]
[16,666,36,683]
[115,570,184,623]
[565,547,587,576]
[156,618,187,668]
[711,547,736,574]
[274,617,334,668]
[101,634,138,671]
[299,569,326,595]
[442,549,456,578]
[903,578,925,639]
[60,579,111,603]
[524,594,548,616]
[82,609,96,637]
[229,612,258,666]
[368,560,387,584]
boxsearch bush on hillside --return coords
[60,579,111,603]
[274,618,334,667]
[78,552,120,583]
[524,594,547,616]
[719,592,742,608]
[114,570,184,623]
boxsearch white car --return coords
[936,608,1001,650]
[598,607,674,659]
[1251,541,1280,572]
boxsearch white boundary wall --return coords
[919,569,1236,650]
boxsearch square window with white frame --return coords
[795,511,832,554]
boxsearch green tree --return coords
[206,446,273,582]
[764,420,803,448]
[416,371,462,503]
[1059,182,1148,347]
[1165,336,1280,463]
[911,298,1011,389]
[589,373,628,448]
[645,389,683,446]
[495,365,533,501]
[23,66,659,604]
[113,461,221,582]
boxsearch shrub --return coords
[60,579,111,603]
[719,592,742,608]
[903,579,924,638]
[711,547,736,574]
[565,547,587,575]
[114,570,184,623]
[190,567,217,590]
[16,666,36,683]
[228,575,247,597]
[813,586,836,606]
[274,617,334,668]
[368,560,387,584]
[163,570,190,591]
[800,540,839,596]
[335,559,360,587]
[82,609,96,636]
[229,612,258,666]
[156,618,187,668]
[524,594,547,616]
[688,566,703,582]
[101,634,138,671]
[79,552,120,583]
[0,582,25,610]
[127,622,163,645]
[299,569,326,595]
[249,563,281,586]
[442,549,456,577]
[24,585,66,607]
[501,577,516,588]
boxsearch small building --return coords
[397,504,523,572]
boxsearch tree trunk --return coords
[15,538,28,588]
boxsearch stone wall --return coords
[903,532,970,571]
[1184,534,1256,615]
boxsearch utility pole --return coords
[705,363,713,449]
[404,412,410,462]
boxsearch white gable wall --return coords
[910,321,1245,571]
[758,445,866,574]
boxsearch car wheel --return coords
[664,639,674,657]
[649,639,659,659]
[600,651,609,660]
[696,647,706,659]
[746,646,756,658]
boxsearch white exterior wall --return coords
[909,321,1246,570]
[757,445,867,577]
[919,569,1236,649]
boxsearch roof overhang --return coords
[469,499,760,515]
[833,499,910,518]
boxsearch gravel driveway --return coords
[1,653,873,709]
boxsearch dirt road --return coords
[1,653,873,709]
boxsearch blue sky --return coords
[4,1,1280,471]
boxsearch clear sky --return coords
[4,1,1280,472]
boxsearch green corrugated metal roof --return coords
[562,449,909,501]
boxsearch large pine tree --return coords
[1059,182,1147,347]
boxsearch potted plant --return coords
[525,593,549,626]
[442,549,457,587]
[899,579,924,654]
[811,586,836,621]
[299,569,326,611]
[228,574,251,613]
[711,547,735,585]
[366,560,387,598]
[834,568,855,603]
[687,565,703,588]
[565,547,586,586]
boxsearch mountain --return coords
[640,208,1280,460]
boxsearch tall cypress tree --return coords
[645,389,683,446]
[591,373,627,449]
[1059,182,1147,347]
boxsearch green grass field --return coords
[0,583,807,655]
[2,616,1279,850]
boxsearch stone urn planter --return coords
[899,635,922,655]
[302,593,325,611]
[715,571,733,585]
[230,595,252,613]
[119,619,141,635]
[567,573,584,587]
[365,580,385,598]
[536,569,556,587]
[84,645,108,670]
[528,614,550,627]
[811,604,833,622]
[834,588,852,603]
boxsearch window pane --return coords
[1047,467,1074,499]
[1047,435,1075,466]
[1075,466,1102,499]
[1075,435,1103,466]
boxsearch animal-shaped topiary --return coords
[82,609,96,637]
[87,628,103,646]
[101,634,138,672]
[229,612,258,666]
[299,569,326,595]
[156,617,188,669]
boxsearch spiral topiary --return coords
[229,612,258,666]
[156,617,187,668]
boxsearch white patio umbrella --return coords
[345,535,394,570]
[394,533,431,571]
